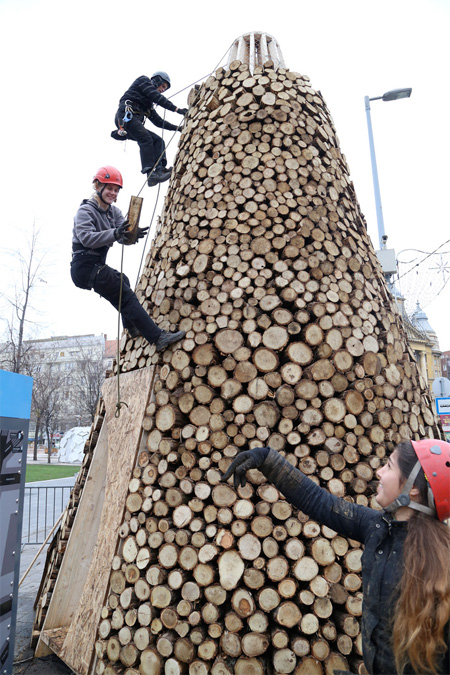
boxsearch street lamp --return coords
[364,88,412,251]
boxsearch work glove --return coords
[221,447,270,489]
[136,226,149,241]
[114,221,131,243]
[177,107,188,116]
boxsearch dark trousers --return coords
[115,109,167,174]
[70,255,161,344]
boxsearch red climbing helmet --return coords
[93,166,123,188]
[411,439,450,521]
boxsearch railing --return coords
[22,486,72,544]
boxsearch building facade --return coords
[395,297,442,393]
[441,350,450,380]
[0,334,116,436]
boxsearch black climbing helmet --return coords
[151,71,171,90]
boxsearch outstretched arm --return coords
[222,447,378,543]
[147,109,181,132]
[138,76,177,113]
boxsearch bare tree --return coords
[70,350,106,425]
[30,365,64,461]
[0,225,47,374]
[42,387,63,464]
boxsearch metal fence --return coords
[22,486,72,544]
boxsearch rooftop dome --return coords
[411,302,440,348]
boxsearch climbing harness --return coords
[118,100,134,136]
[113,45,236,415]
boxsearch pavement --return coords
[13,545,72,674]
[12,449,79,674]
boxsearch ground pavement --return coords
[13,544,71,674]
[12,449,77,673]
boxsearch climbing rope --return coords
[113,43,234,414]
[166,40,234,102]
[115,240,129,418]
[135,182,161,288]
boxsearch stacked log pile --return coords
[31,398,106,645]
[94,59,441,674]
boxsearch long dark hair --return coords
[392,440,450,674]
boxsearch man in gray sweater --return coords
[70,165,185,351]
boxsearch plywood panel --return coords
[35,415,109,658]
[36,366,155,673]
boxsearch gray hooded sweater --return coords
[72,194,125,251]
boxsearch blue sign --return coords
[0,370,33,675]
[435,397,450,415]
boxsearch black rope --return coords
[134,106,172,282]
[113,46,234,409]
[135,182,161,288]
[114,241,129,418]
[167,40,234,101]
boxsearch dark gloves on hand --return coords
[177,107,188,116]
[221,447,270,489]
[136,226,149,241]
[114,221,131,243]
[115,224,149,245]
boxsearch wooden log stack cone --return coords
[94,33,442,674]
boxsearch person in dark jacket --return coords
[222,439,450,675]
[112,72,187,186]
[70,165,185,352]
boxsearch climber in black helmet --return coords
[112,72,188,187]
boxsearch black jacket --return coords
[118,75,179,131]
[261,449,450,675]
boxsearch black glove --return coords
[177,107,188,116]
[136,226,149,241]
[221,447,270,489]
[114,221,131,243]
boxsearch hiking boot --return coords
[147,167,172,187]
[154,329,186,352]
[126,325,141,339]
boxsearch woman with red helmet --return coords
[222,438,450,674]
[70,166,185,352]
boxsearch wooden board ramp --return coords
[31,398,106,645]
[35,366,155,674]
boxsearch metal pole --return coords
[364,95,386,249]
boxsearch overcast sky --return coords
[1,0,449,352]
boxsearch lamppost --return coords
[364,88,412,252]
